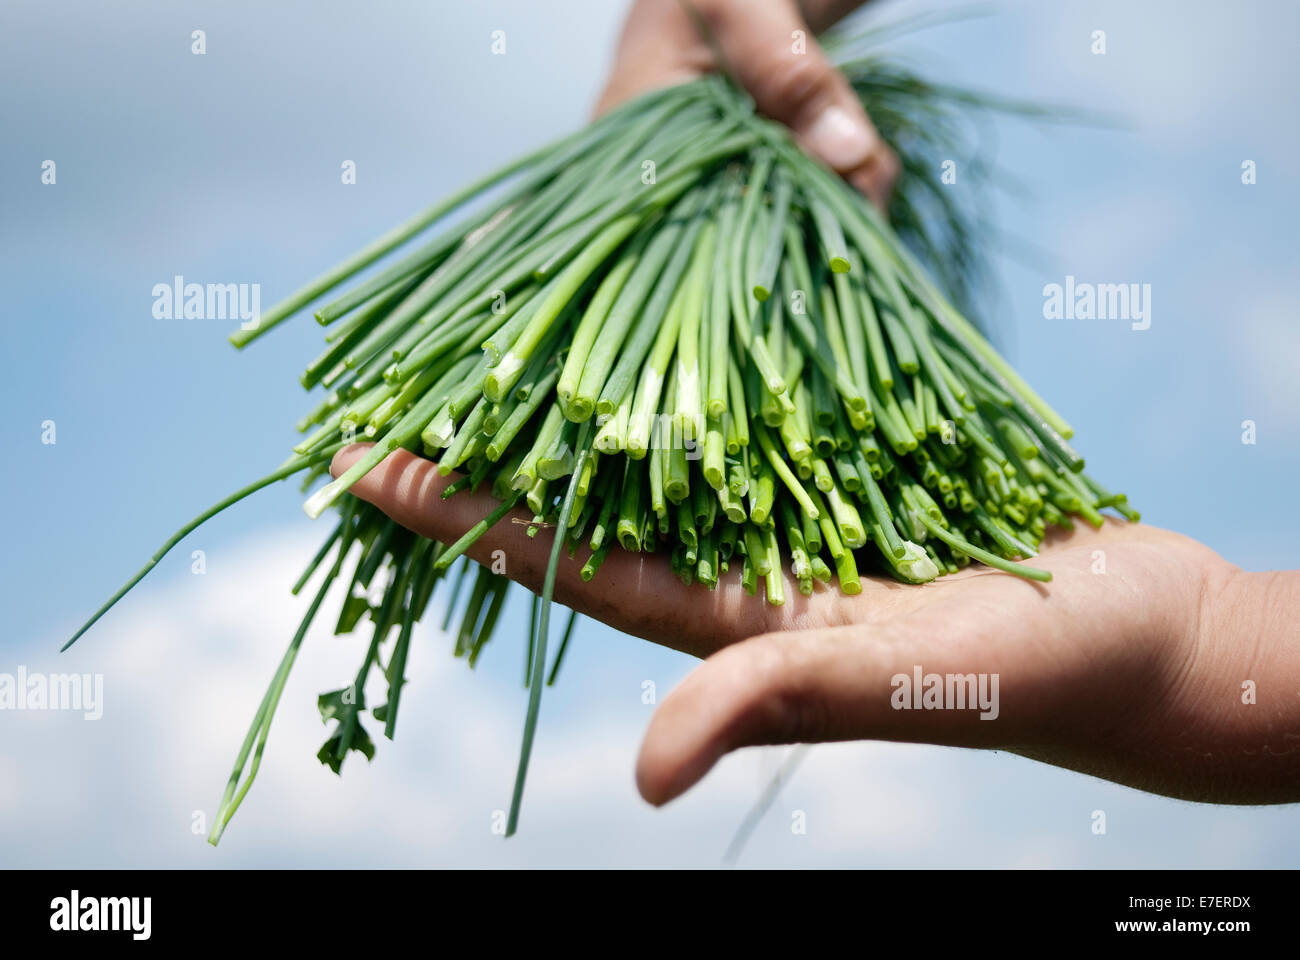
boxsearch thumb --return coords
[697,0,899,207]
[635,620,1017,806]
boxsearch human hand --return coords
[596,0,899,207]
[330,444,1300,807]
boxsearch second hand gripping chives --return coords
[64,52,1137,844]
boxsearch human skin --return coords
[325,0,1300,810]
[330,445,1300,807]
[595,0,900,208]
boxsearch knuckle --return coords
[691,0,734,34]
[750,51,839,124]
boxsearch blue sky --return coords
[2,0,1298,866]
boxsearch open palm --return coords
[333,445,1298,807]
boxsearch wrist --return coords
[1150,562,1300,802]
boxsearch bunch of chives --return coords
[64,57,1136,844]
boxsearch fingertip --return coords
[633,639,787,806]
[329,442,372,479]
[799,102,879,174]
[634,741,673,807]
[635,719,725,807]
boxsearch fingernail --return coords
[802,104,875,171]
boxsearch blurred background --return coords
[2,0,1297,867]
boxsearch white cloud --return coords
[1235,291,1300,436]
[6,526,1300,867]
[1046,190,1181,279]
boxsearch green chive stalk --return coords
[63,45,1135,847]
